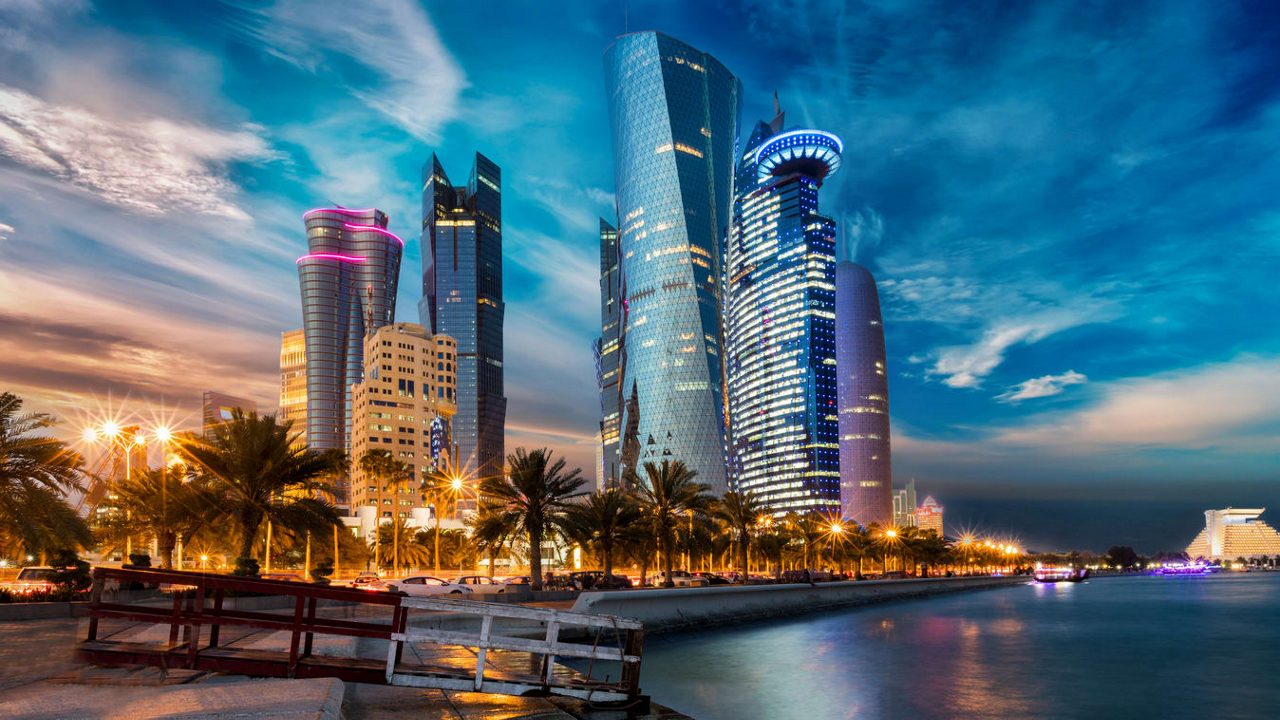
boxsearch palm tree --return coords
[564,489,642,581]
[479,448,585,592]
[359,449,413,575]
[372,518,430,572]
[421,465,463,576]
[630,460,712,587]
[470,504,515,578]
[714,490,770,583]
[177,410,334,573]
[785,512,825,570]
[0,392,92,558]
[104,466,216,568]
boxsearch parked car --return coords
[385,576,473,596]
[456,575,507,593]
[691,572,732,586]
[663,570,710,588]
[567,571,633,590]
[348,574,382,590]
[503,575,531,586]
[0,566,59,594]
[258,573,303,582]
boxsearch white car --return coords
[385,576,473,597]
[456,575,507,594]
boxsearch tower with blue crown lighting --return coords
[724,98,845,515]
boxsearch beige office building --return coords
[279,328,308,448]
[1185,508,1280,560]
[350,323,457,523]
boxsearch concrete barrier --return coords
[571,575,1027,632]
[0,601,82,621]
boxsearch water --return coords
[635,574,1280,720]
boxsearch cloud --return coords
[0,221,12,240]
[234,0,465,141]
[995,357,1280,449]
[928,308,1102,388]
[0,85,274,219]
[996,370,1087,403]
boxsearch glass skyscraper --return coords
[603,31,740,493]
[836,260,893,526]
[724,104,845,514]
[595,218,624,487]
[297,207,402,451]
[419,153,506,484]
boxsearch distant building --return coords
[836,262,893,527]
[892,479,917,529]
[1185,508,1280,560]
[298,207,402,451]
[278,328,307,448]
[349,322,457,522]
[595,218,624,488]
[419,153,506,483]
[917,495,944,536]
[201,391,257,435]
[724,99,843,515]
[603,31,741,494]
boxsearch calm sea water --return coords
[635,574,1280,720]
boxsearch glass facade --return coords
[725,113,843,515]
[604,31,740,493]
[595,218,625,487]
[297,208,402,451]
[837,261,893,526]
[419,153,506,485]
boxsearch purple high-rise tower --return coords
[836,261,893,526]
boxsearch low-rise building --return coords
[1185,507,1280,560]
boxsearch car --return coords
[456,575,507,593]
[567,571,634,590]
[663,570,709,588]
[258,572,303,582]
[502,575,532,586]
[348,574,382,589]
[692,572,732,586]
[385,576,473,597]
[0,566,59,594]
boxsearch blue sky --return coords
[1,0,1277,551]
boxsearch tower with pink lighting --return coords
[298,207,402,451]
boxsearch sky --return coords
[1,0,1277,553]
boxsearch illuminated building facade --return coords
[724,103,843,513]
[349,322,457,520]
[916,495,944,536]
[892,479,917,529]
[604,31,740,493]
[297,207,402,451]
[595,218,625,487]
[1185,507,1280,560]
[836,261,893,526]
[419,153,506,483]
[278,328,307,448]
[201,391,257,436]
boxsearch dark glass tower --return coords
[297,207,402,451]
[603,31,740,493]
[419,153,506,483]
[836,261,893,526]
[725,105,845,514]
[595,218,625,487]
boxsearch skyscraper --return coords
[603,31,740,493]
[201,391,257,436]
[595,218,624,487]
[917,495,944,536]
[279,328,307,449]
[836,261,893,526]
[419,153,506,481]
[297,207,402,451]
[724,103,845,514]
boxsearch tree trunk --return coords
[238,508,261,561]
[159,531,176,570]
[660,521,675,588]
[529,526,544,592]
[738,535,748,583]
[602,539,613,580]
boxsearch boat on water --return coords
[1033,564,1088,583]
[1155,561,1221,575]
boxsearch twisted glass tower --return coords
[604,31,740,493]
[595,218,624,487]
[725,108,844,514]
[419,153,506,483]
[297,208,402,451]
[836,261,892,526]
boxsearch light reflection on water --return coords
[632,574,1280,719]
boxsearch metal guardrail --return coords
[387,595,644,703]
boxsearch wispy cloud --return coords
[0,221,13,241]
[996,370,1087,403]
[0,85,274,220]
[927,308,1106,389]
[233,0,465,141]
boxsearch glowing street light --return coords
[82,427,98,443]
[101,421,121,439]
[153,426,173,443]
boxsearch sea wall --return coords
[571,575,1026,632]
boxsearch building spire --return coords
[769,91,786,133]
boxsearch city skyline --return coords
[2,1,1278,551]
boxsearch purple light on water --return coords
[342,223,405,247]
[296,253,367,264]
